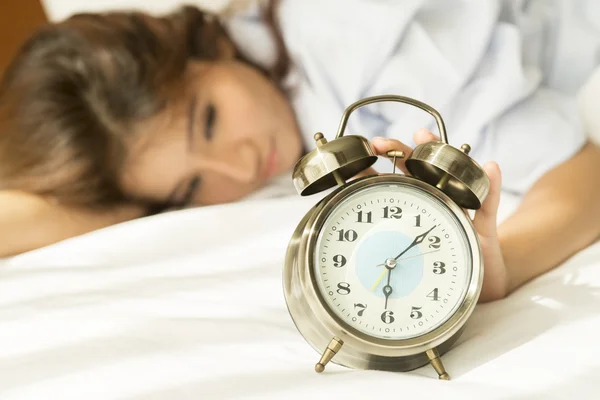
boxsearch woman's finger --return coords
[371,137,413,174]
[413,128,439,145]
[473,161,502,238]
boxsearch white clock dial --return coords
[313,183,473,340]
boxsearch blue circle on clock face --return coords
[355,230,424,298]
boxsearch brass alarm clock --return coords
[283,95,490,380]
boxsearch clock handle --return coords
[334,95,448,144]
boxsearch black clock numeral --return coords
[410,306,423,319]
[382,206,402,219]
[354,303,367,316]
[333,254,347,268]
[433,261,446,275]
[356,211,373,224]
[426,288,440,301]
[381,310,395,324]
[337,229,358,242]
[336,282,351,295]
[428,236,441,249]
[414,214,421,227]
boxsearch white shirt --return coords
[227,0,598,195]
[42,0,599,194]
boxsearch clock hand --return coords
[383,258,396,309]
[371,258,397,291]
[383,284,393,309]
[373,248,442,294]
[398,249,440,261]
[379,226,436,306]
[375,249,441,267]
[383,266,393,310]
[371,268,388,291]
[371,249,441,291]
[394,225,436,260]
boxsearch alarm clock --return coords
[283,95,490,380]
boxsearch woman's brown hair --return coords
[0,2,288,208]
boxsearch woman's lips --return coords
[263,138,279,180]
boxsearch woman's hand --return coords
[370,129,508,302]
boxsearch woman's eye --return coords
[182,175,201,206]
[205,104,216,141]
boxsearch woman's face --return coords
[121,60,302,208]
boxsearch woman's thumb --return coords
[473,162,502,238]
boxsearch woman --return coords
[0,1,599,303]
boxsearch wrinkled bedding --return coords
[1,192,599,399]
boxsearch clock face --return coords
[313,182,473,341]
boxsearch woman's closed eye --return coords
[205,103,216,141]
[164,174,201,209]
[182,175,201,206]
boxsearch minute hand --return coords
[394,225,436,260]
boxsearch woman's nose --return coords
[199,141,261,184]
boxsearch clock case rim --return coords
[283,173,483,371]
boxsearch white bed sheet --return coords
[1,193,599,400]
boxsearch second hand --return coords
[375,249,441,267]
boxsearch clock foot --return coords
[426,348,450,380]
[315,337,344,373]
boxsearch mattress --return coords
[1,191,599,399]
